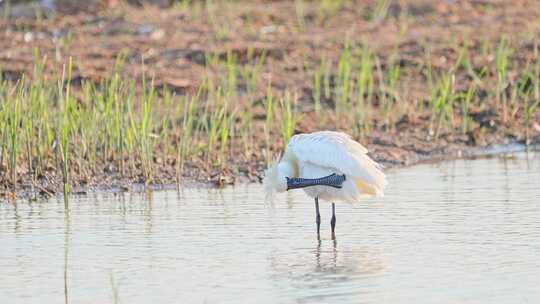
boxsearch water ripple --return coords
[1,153,539,303]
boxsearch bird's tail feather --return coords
[353,154,387,197]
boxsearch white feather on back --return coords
[287,131,387,201]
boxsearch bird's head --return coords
[263,152,297,201]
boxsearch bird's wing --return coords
[287,131,387,192]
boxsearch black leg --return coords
[331,203,336,238]
[315,197,321,237]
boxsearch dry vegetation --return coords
[0,0,539,199]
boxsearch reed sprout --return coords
[57,58,74,206]
[495,37,512,123]
[316,0,345,24]
[460,83,476,134]
[9,80,22,189]
[0,36,539,197]
[355,46,375,136]
[279,91,297,145]
[367,0,391,22]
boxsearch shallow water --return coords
[1,153,540,304]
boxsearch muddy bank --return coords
[3,141,539,200]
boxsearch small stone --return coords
[104,164,116,173]
[24,32,34,42]
[137,24,154,35]
[260,25,276,35]
[151,29,165,40]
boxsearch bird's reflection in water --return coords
[268,237,386,300]
[314,238,338,273]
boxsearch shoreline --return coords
[3,140,538,201]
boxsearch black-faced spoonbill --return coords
[263,131,387,238]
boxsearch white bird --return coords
[263,131,387,237]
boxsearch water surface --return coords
[1,153,540,303]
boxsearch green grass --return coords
[8,79,22,188]
[521,45,540,144]
[355,46,375,136]
[1,36,539,195]
[279,91,297,145]
[366,0,391,22]
[58,58,73,207]
[316,0,346,24]
[495,36,512,123]
[460,83,476,134]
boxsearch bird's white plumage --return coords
[263,131,387,204]
[288,131,381,182]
